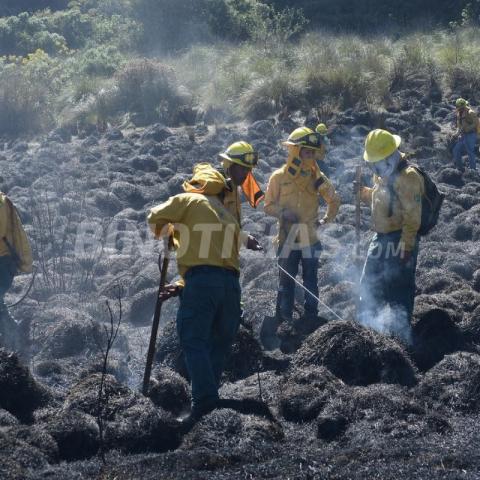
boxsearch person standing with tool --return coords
[147,163,243,428]
[0,192,32,352]
[354,129,427,336]
[264,127,341,323]
[452,98,478,172]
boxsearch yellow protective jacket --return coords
[360,164,425,252]
[223,186,242,226]
[0,193,32,273]
[457,107,478,134]
[147,164,240,284]
[264,165,341,247]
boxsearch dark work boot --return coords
[176,398,218,433]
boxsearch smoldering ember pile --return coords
[1,2,480,479]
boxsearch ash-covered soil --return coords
[1,79,480,479]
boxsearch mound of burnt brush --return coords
[61,373,181,455]
[292,321,417,387]
[317,383,450,443]
[0,349,50,423]
[278,365,344,423]
[147,366,190,416]
[178,408,284,471]
[410,305,468,371]
[416,352,480,414]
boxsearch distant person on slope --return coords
[264,127,340,323]
[0,192,33,352]
[218,141,264,252]
[453,98,478,171]
[147,163,242,427]
[355,129,424,339]
[315,123,331,176]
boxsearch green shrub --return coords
[75,45,126,76]
[60,83,120,132]
[0,50,66,134]
[204,0,260,41]
[0,12,69,56]
[69,0,133,15]
[239,71,304,120]
[113,58,183,125]
[88,12,141,51]
[203,0,307,46]
[299,34,391,109]
[42,8,93,49]
[435,27,480,97]
[389,35,436,92]
[0,8,140,58]
[245,3,307,51]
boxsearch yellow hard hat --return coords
[364,129,401,163]
[315,123,328,135]
[219,141,258,168]
[283,127,323,150]
[456,98,468,108]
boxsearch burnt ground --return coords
[1,77,480,479]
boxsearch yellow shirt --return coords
[264,166,341,247]
[147,192,241,282]
[457,108,478,134]
[0,193,33,273]
[360,166,425,251]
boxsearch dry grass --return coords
[6,27,480,133]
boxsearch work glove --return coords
[281,209,298,223]
[159,283,181,302]
[246,235,263,251]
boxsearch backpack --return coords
[387,159,444,236]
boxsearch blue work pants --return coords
[359,231,419,327]
[277,242,322,320]
[453,132,477,170]
[176,266,241,412]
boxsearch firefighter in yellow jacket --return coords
[356,129,425,336]
[219,141,264,251]
[0,193,33,350]
[264,127,341,322]
[147,163,242,425]
[453,98,478,171]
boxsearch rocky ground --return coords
[1,75,480,479]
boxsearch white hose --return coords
[277,262,345,322]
